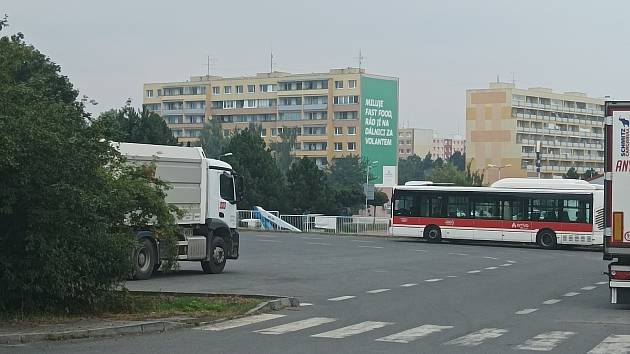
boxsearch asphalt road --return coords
[6,231,630,354]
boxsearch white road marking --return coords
[589,335,630,354]
[563,292,581,297]
[413,249,428,252]
[307,242,331,246]
[447,275,458,278]
[359,245,384,249]
[312,321,393,339]
[581,286,597,291]
[302,237,323,240]
[515,308,538,315]
[507,260,517,263]
[300,303,313,307]
[351,240,375,243]
[328,296,355,301]
[483,256,499,260]
[500,263,513,267]
[376,324,453,343]
[448,252,469,256]
[255,317,336,335]
[400,283,418,287]
[366,288,390,294]
[256,239,282,243]
[445,328,508,346]
[596,281,608,285]
[542,299,562,305]
[425,278,443,282]
[467,270,482,274]
[197,314,286,331]
[516,331,575,351]
[485,266,498,270]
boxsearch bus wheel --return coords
[424,225,442,243]
[537,229,557,249]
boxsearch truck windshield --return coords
[220,173,235,202]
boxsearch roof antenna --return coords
[354,49,364,70]
[204,55,215,79]
[510,71,517,85]
[270,45,274,73]
[496,74,500,83]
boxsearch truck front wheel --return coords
[201,237,226,274]
[132,238,156,280]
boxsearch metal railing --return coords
[238,210,390,236]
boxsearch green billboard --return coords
[360,75,398,185]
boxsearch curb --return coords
[0,321,183,345]
[0,292,298,345]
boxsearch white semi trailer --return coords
[116,142,242,280]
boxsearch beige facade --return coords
[143,68,373,167]
[466,82,605,184]
[398,128,465,160]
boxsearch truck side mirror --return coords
[236,175,244,202]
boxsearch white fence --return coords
[238,210,390,236]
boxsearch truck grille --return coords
[595,208,604,230]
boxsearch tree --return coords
[286,158,331,214]
[224,127,286,212]
[582,168,597,180]
[270,127,297,177]
[0,28,177,313]
[199,118,228,158]
[428,160,484,187]
[448,151,465,171]
[398,154,427,185]
[328,156,368,213]
[92,106,177,146]
[434,157,444,168]
[564,167,579,179]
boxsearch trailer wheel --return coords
[424,225,442,243]
[201,237,226,274]
[132,238,156,280]
[537,229,557,250]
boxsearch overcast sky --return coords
[5,0,630,135]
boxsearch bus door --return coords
[472,197,503,241]
[501,198,533,242]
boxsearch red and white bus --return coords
[391,178,603,249]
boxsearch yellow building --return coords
[466,82,605,183]
[143,68,398,170]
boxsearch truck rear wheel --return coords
[201,237,226,274]
[132,238,156,280]
[537,229,557,250]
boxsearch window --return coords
[247,84,255,93]
[334,142,343,151]
[473,198,499,219]
[212,87,220,95]
[224,86,232,94]
[305,111,327,120]
[279,112,302,121]
[260,128,267,137]
[236,85,243,94]
[501,198,527,221]
[219,173,235,202]
[260,84,276,92]
[334,111,358,120]
[348,80,357,89]
[335,80,344,89]
[303,126,326,135]
[447,195,470,218]
[333,96,359,104]
[146,89,153,97]
[334,127,343,135]
[530,197,560,221]
[157,89,162,96]
[347,126,356,135]
[347,142,356,151]
[560,198,591,223]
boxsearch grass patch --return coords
[0,294,262,327]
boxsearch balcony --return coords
[162,109,184,115]
[184,108,205,115]
[278,105,302,111]
[303,103,328,111]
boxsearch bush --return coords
[0,27,177,313]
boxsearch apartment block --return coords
[466,82,605,183]
[398,128,465,160]
[143,68,399,185]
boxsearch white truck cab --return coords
[115,142,242,279]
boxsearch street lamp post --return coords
[365,160,378,215]
[487,163,512,181]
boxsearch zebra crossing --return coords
[196,314,630,352]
